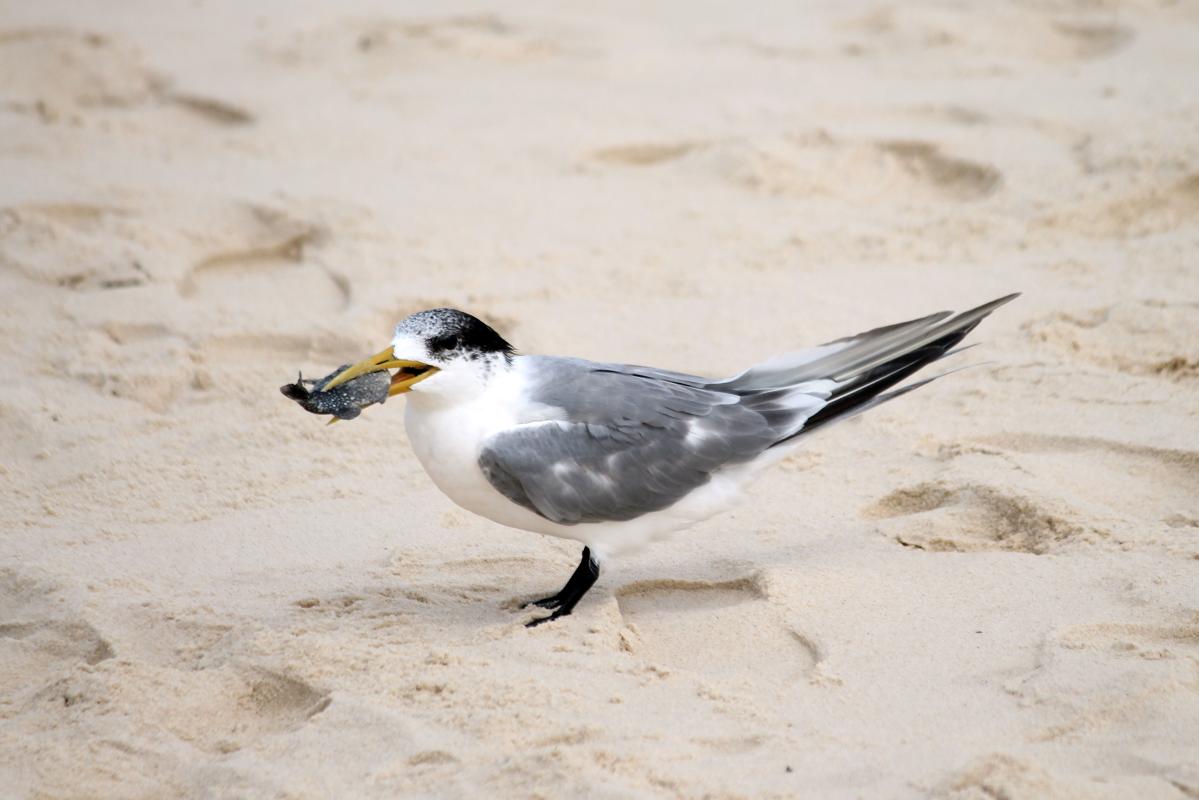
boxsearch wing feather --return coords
[479,365,803,524]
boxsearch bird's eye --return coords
[431,333,460,352]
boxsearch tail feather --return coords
[761,293,1018,446]
[712,310,951,392]
[816,293,1017,383]
[713,295,1017,393]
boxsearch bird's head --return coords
[322,308,515,403]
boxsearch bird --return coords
[320,294,1018,626]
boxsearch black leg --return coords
[522,546,594,610]
[524,547,600,627]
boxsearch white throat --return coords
[407,352,513,408]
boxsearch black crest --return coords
[397,308,515,360]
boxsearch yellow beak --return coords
[321,346,439,395]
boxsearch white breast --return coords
[403,367,567,538]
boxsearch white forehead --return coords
[390,331,427,354]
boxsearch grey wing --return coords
[478,362,829,525]
[479,420,727,525]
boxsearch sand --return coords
[1,0,1197,797]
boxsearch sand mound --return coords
[617,576,819,687]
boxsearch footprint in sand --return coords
[109,608,235,671]
[1007,615,1199,758]
[177,205,349,320]
[1,201,331,301]
[13,604,330,754]
[1057,619,1199,662]
[936,754,1083,799]
[1022,299,1199,380]
[1,200,349,408]
[0,570,114,701]
[0,28,252,126]
[866,481,1088,554]
[263,14,563,70]
[1041,172,1199,239]
[0,28,162,114]
[976,433,1199,553]
[587,133,1002,203]
[835,6,1133,64]
[32,662,330,754]
[241,666,331,724]
[875,140,1002,200]
[616,576,818,688]
[0,204,154,290]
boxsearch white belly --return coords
[403,395,567,537]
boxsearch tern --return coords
[322,295,1017,626]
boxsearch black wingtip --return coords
[778,294,1019,443]
[987,292,1021,309]
[938,293,1021,333]
[970,292,1020,313]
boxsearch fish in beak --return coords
[281,347,439,424]
[321,346,439,397]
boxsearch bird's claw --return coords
[521,595,563,610]
[525,607,572,628]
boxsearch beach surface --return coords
[1,1,1197,797]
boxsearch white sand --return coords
[1,1,1197,797]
